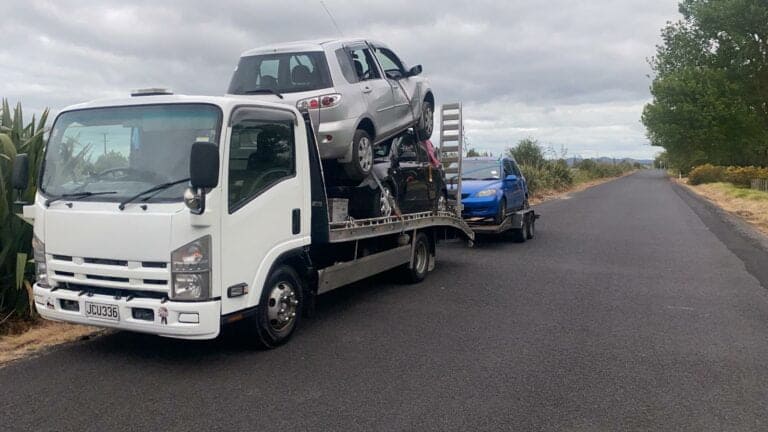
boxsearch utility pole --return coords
[103,133,108,156]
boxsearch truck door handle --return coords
[362,85,372,94]
[292,209,300,234]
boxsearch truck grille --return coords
[47,254,170,294]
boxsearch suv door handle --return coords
[362,85,372,94]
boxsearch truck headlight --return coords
[32,235,49,288]
[474,189,497,197]
[171,235,211,300]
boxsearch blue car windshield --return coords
[460,160,501,180]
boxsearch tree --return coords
[466,148,481,157]
[507,137,545,167]
[642,0,768,171]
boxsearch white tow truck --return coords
[11,92,473,347]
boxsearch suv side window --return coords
[335,48,359,84]
[228,110,296,212]
[348,47,381,81]
[373,47,406,78]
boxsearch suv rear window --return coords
[228,51,333,94]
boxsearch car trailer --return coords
[437,102,539,243]
[465,207,539,242]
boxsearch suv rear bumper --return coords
[33,284,221,340]
[317,117,357,162]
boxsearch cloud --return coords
[0,0,679,158]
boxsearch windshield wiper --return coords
[118,178,189,210]
[45,191,117,207]
[242,89,284,99]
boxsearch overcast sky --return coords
[1,0,681,159]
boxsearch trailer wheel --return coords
[250,265,303,348]
[402,232,430,283]
[510,215,527,243]
[526,213,535,239]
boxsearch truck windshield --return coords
[228,52,333,95]
[460,160,502,180]
[40,104,221,203]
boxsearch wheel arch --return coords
[356,117,376,140]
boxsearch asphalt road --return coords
[3,170,768,431]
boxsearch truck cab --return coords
[14,93,473,346]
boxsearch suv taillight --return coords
[297,94,342,110]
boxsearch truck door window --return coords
[348,48,380,81]
[228,111,296,212]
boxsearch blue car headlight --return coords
[474,189,497,197]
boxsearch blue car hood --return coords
[448,179,502,196]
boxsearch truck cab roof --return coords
[58,94,302,116]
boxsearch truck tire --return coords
[343,129,374,180]
[416,100,434,140]
[250,265,303,348]
[401,232,430,283]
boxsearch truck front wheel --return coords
[251,265,303,348]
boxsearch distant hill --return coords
[565,157,653,167]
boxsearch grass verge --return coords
[0,320,102,367]
[676,180,768,236]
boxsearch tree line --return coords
[642,0,768,172]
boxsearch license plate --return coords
[84,301,120,322]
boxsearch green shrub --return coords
[0,99,48,321]
[723,166,768,187]
[688,164,725,185]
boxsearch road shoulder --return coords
[671,178,768,290]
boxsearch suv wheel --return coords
[344,129,373,180]
[416,100,434,140]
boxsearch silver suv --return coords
[227,38,435,179]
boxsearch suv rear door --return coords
[344,43,396,139]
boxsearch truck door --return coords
[221,106,310,315]
[346,44,397,138]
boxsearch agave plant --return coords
[0,98,49,319]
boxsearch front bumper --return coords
[33,283,221,340]
[462,196,501,218]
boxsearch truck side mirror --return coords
[189,142,219,188]
[407,65,423,77]
[505,174,518,182]
[12,154,30,202]
[186,142,219,215]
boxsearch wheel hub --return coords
[267,281,298,331]
[358,137,372,172]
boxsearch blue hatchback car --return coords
[452,157,528,223]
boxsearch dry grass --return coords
[530,170,636,205]
[678,179,768,236]
[0,320,103,367]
